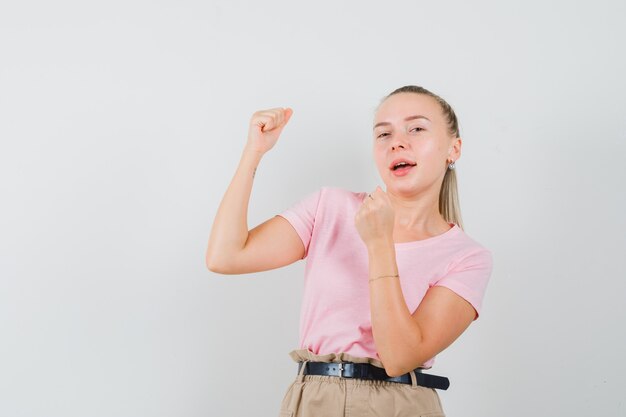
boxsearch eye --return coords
[411,127,424,132]
[377,132,390,139]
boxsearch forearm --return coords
[205,148,264,269]
[367,241,424,376]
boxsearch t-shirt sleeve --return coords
[433,248,493,321]
[275,188,323,259]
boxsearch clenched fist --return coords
[245,107,293,155]
[355,186,395,248]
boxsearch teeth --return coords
[394,162,410,169]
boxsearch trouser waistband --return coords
[297,361,450,390]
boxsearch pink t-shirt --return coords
[276,186,493,369]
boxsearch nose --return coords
[390,133,409,150]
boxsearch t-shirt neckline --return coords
[393,222,459,249]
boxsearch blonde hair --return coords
[380,85,464,230]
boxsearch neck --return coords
[386,187,448,232]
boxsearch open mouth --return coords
[391,160,417,175]
[391,162,417,171]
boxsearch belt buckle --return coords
[338,363,344,378]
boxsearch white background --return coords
[1,1,625,416]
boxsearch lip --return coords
[391,164,415,177]
[389,158,417,170]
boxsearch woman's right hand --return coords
[244,107,293,155]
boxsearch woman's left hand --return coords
[355,186,395,248]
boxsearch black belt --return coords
[297,361,449,390]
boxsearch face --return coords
[372,92,460,196]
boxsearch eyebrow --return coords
[373,115,431,130]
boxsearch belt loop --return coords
[297,360,309,383]
[409,370,418,389]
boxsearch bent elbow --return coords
[384,366,406,378]
[206,253,228,274]
[206,259,219,273]
[382,355,426,378]
[206,260,221,273]
[380,357,405,377]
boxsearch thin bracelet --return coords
[369,274,399,283]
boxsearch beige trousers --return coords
[278,349,446,417]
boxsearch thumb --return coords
[376,185,388,199]
[283,107,293,125]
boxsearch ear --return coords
[448,137,462,161]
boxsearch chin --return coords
[388,183,422,196]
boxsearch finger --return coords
[267,108,285,124]
[255,109,282,130]
[272,108,293,134]
[254,115,275,131]
[373,186,387,199]
[258,107,284,116]
[273,109,284,127]
[255,108,291,130]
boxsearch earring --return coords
[448,159,456,170]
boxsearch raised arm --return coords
[205,107,305,274]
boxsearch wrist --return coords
[366,237,395,253]
[366,240,396,270]
[369,273,399,283]
[242,146,265,158]
[240,148,265,169]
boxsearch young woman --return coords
[206,85,493,417]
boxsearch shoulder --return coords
[318,186,368,203]
[281,186,363,216]
[448,226,493,269]
[313,186,370,215]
